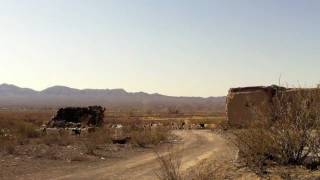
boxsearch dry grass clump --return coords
[186,160,233,180]
[112,119,171,147]
[0,119,41,139]
[40,131,73,146]
[0,110,53,126]
[233,88,320,175]
[84,128,112,155]
[156,148,232,180]
[130,127,170,148]
[0,118,41,154]
[156,148,183,180]
[0,137,16,154]
[0,110,51,154]
[41,146,61,160]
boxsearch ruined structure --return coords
[226,85,320,127]
[48,106,105,128]
[227,85,279,127]
[226,85,320,128]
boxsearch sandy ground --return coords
[13,130,236,180]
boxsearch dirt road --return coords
[21,130,235,180]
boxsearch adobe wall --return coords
[227,86,274,127]
[226,86,320,128]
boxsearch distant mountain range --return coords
[0,84,226,112]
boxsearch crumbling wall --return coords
[226,85,286,128]
[226,85,320,128]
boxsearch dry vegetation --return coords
[155,148,234,180]
[0,110,172,159]
[0,109,227,179]
[231,88,320,177]
[0,115,41,154]
[129,126,170,148]
[156,148,183,180]
[3,87,320,179]
[186,160,234,180]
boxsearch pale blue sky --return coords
[0,0,319,96]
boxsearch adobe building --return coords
[226,85,320,128]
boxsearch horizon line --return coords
[0,83,226,98]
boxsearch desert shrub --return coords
[40,131,72,146]
[233,128,276,174]
[130,130,152,147]
[233,88,320,174]
[42,146,60,160]
[84,141,96,155]
[156,149,182,180]
[0,118,40,151]
[0,136,16,154]
[186,160,232,180]
[84,128,112,155]
[130,127,170,148]
[16,122,41,139]
[156,148,230,180]
[89,128,112,144]
[0,110,52,145]
[0,118,40,138]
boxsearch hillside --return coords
[0,84,225,112]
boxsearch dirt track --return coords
[21,130,235,180]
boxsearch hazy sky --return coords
[1,0,319,97]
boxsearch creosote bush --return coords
[233,88,320,174]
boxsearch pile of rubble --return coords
[47,106,105,128]
[42,106,105,136]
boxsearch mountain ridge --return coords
[0,83,225,111]
[0,83,222,98]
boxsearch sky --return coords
[0,0,319,97]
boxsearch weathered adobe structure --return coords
[47,106,105,128]
[226,85,320,128]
